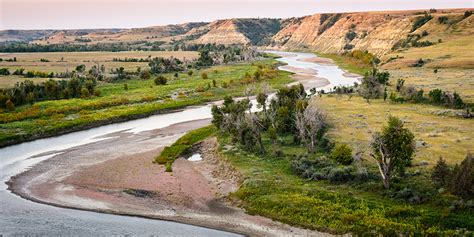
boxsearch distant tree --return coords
[359,68,389,103]
[201,72,208,79]
[187,70,194,76]
[75,64,86,73]
[123,83,128,91]
[464,10,472,18]
[431,156,450,187]
[196,49,214,67]
[370,116,415,189]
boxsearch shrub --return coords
[80,87,90,98]
[123,83,128,90]
[412,58,425,67]
[343,44,354,50]
[195,85,206,92]
[187,70,193,76]
[5,99,14,111]
[13,68,24,75]
[201,72,208,79]
[330,143,353,165]
[154,75,167,85]
[0,68,10,75]
[328,166,355,183]
[345,31,357,41]
[438,16,448,24]
[139,70,151,80]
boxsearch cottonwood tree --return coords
[295,103,328,153]
[370,116,415,189]
[359,68,390,103]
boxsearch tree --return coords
[201,72,208,79]
[358,68,389,103]
[256,92,268,113]
[431,156,450,187]
[370,116,415,189]
[75,64,86,73]
[450,153,473,198]
[295,103,328,153]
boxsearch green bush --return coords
[0,68,10,75]
[330,143,353,165]
[154,75,167,85]
[201,72,208,79]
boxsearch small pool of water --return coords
[188,153,203,161]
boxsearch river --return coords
[0,51,359,236]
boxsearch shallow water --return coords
[0,51,358,235]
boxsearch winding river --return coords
[0,52,359,235]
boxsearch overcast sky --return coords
[1,0,472,30]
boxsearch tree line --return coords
[0,77,98,110]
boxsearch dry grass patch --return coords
[0,51,198,73]
[315,95,473,165]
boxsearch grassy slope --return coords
[218,129,473,235]
[316,53,371,75]
[0,59,293,147]
[315,95,473,165]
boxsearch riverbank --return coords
[7,120,322,236]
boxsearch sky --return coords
[1,0,473,30]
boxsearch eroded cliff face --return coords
[2,8,472,57]
[273,12,422,56]
[192,20,250,45]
